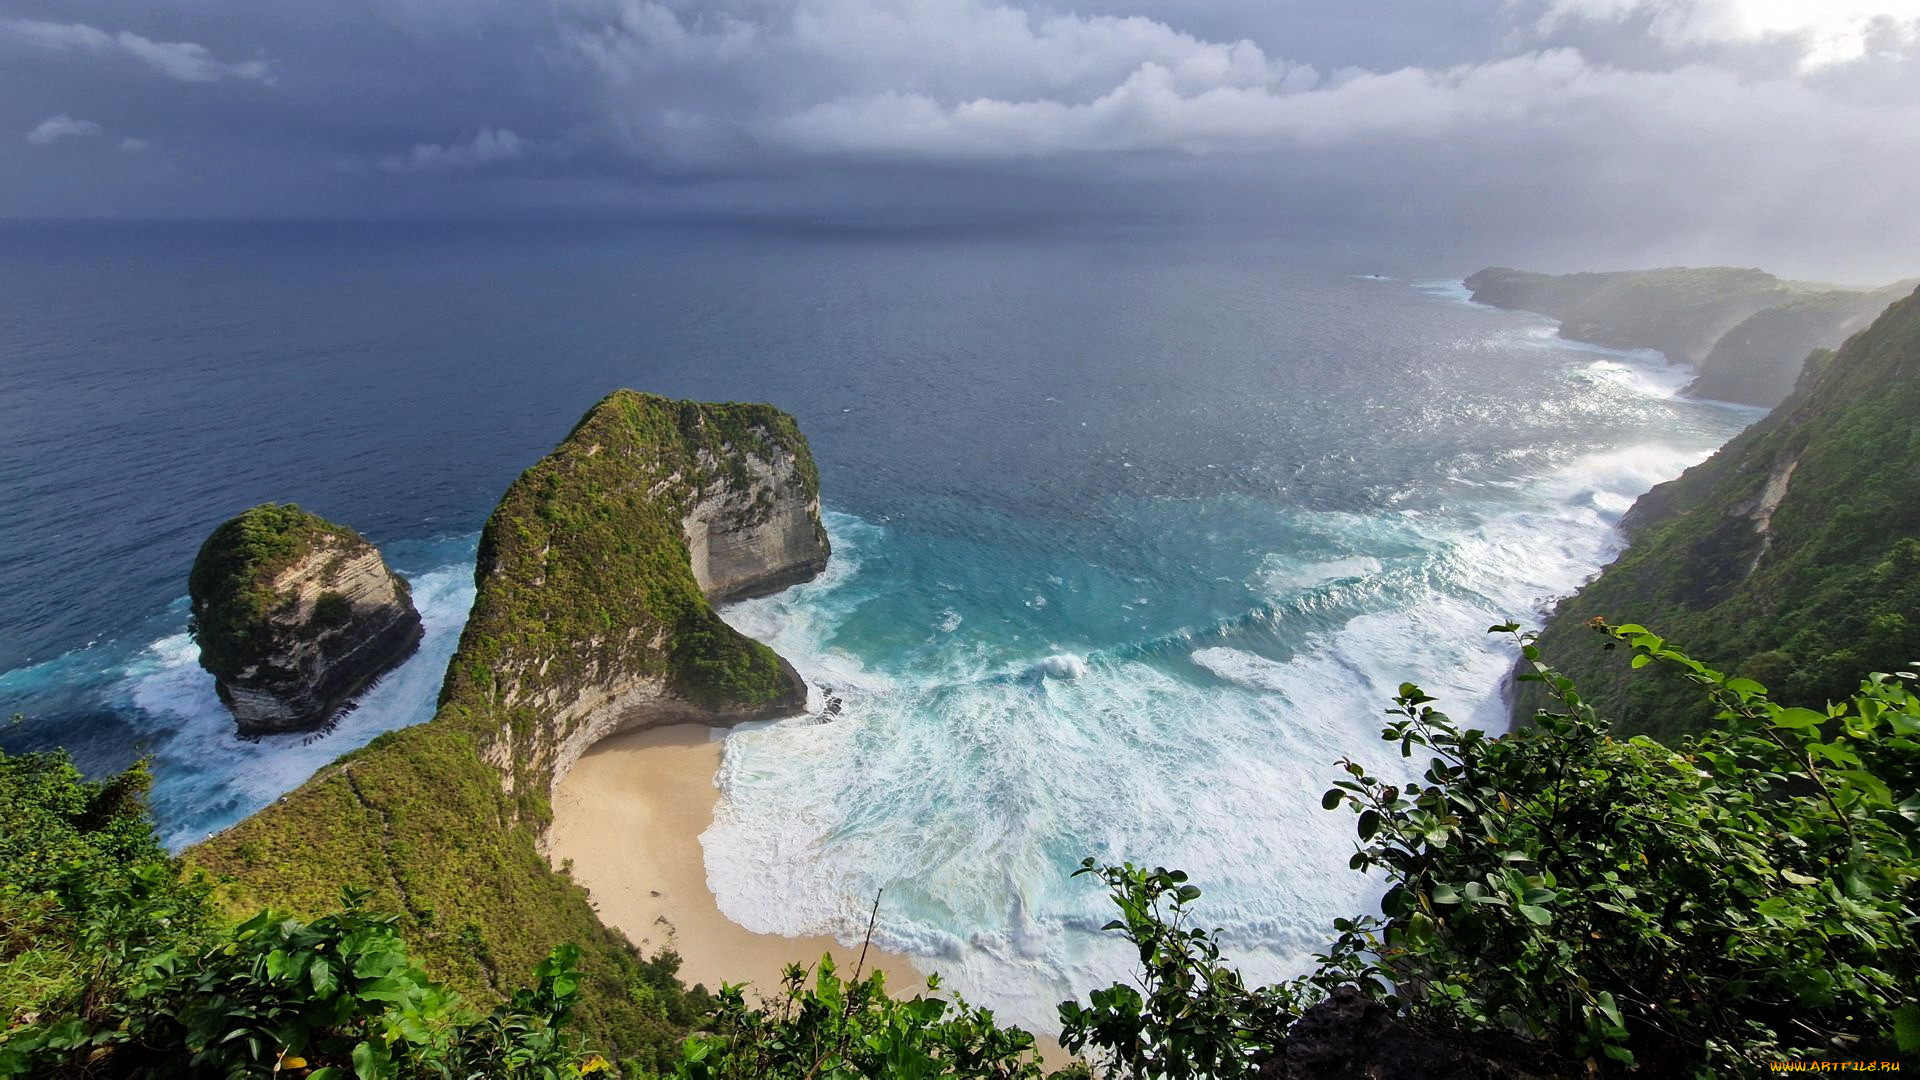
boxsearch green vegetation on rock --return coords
[1522,286,1920,740]
[183,391,824,1069]
[188,504,368,681]
[1464,266,1801,366]
[1686,282,1915,406]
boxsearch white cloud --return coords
[766,50,1607,158]
[25,114,101,145]
[118,137,150,152]
[1537,0,1920,68]
[376,128,528,173]
[531,0,1920,170]
[0,18,274,83]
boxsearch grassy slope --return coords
[188,391,823,1069]
[1522,287,1920,740]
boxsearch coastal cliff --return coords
[188,504,423,735]
[188,391,829,1060]
[1519,286,1920,738]
[1683,281,1917,406]
[1463,266,1908,407]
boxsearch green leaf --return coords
[1516,904,1553,926]
[1321,789,1343,810]
[1772,707,1827,730]
[1894,1004,1920,1053]
[1594,990,1623,1028]
[351,1041,382,1080]
[310,956,337,997]
[1357,810,1381,841]
[1836,769,1893,807]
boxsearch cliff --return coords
[1464,266,1793,366]
[188,504,423,735]
[1519,286,1920,739]
[1683,281,1917,406]
[1464,266,1907,408]
[187,391,829,1063]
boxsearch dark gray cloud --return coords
[2,0,1917,278]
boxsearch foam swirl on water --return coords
[708,429,1727,1030]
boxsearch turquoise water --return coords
[709,437,1731,1024]
[0,223,1756,1028]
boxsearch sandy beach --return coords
[549,723,929,999]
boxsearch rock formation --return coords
[189,391,830,1060]
[188,504,423,735]
[1463,266,1911,408]
[1464,265,1790,366]
[1682,281,1916,406]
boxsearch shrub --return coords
[0,749,606,1078]
[675,954,1048,1080]
[1063,623,1920,1076]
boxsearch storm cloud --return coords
[2,0,1917,277]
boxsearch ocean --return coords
[0,219,1754,1028]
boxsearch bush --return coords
[1063,623,1920,1076]
[673,894,1049,1080]
[0,749,607,1078]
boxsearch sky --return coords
[3,0,1920,276]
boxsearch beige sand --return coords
[549,724,929,1000]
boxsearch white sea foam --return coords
[110,550,477,850]
[1412,278,1478,305]
[1029,654,1089,680]
[701,417,1722,1030]
[1255,555,1384,595]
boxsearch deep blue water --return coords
[0,219,1753,1026]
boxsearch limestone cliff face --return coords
[685,443,831,603]
[188,504,423,735]
[188,392,830,1058]
[449,391,827,843]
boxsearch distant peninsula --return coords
[1465,265,1914,407]
[188,390,829,1059]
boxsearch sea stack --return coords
[191,393,830,1057]
[188,503,424,735]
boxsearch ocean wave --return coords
[698,427,1718,1030]
[0,536,478,851]
[1411,278,1478,305]
[1028,654,1089,681]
